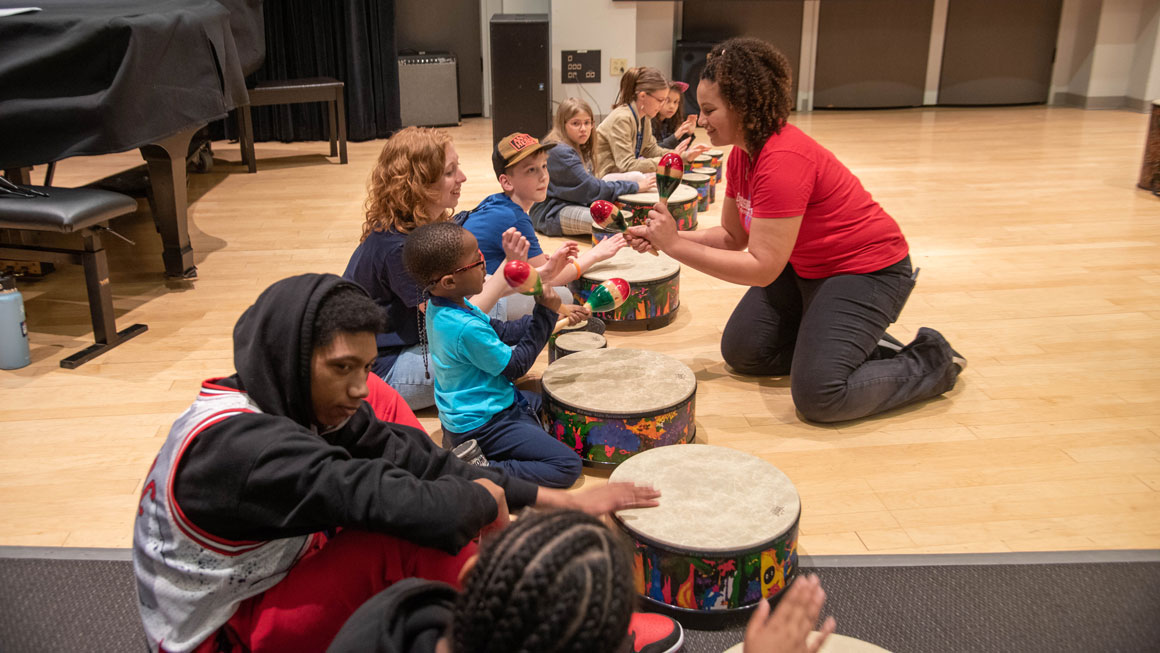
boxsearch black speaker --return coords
[673,41,714,115]
[490,14,550,145]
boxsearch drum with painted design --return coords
[706,149,725,180]
[686,154,712,173]
[540,348,696,467]
[571,248,680,329]
[610,444,800,616]
[684,172,711,212]
[548,330,607,363]
[699,167,718,203]
[617,184,699,231]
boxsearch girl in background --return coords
[653,81,698,150]
[531,97,656,236]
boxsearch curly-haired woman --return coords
[627,37,965,423]
[343,127,522,410]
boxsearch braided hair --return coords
[701,37,794,156]
[452,510,635,653]
[401,221,472,380]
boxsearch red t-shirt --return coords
[725,124,908,279]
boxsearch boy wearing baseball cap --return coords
[461,133,626,319]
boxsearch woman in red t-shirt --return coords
[627,37,964,423]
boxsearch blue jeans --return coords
[721,256,959,423]
[382,344,435,411]
[445,391,582,488]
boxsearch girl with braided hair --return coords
[626,37,965,424]
[329,509,835,653]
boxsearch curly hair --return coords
[701,37,794,155]
[311,283,387,351]
[401,221,470,290]
[451,510,635,653]
[361,126,454,241]
[545,98,598,174]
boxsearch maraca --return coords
[656,152,685,208]
[502,259,543,296]
[555,278,631,331]
[590,199,627,232]
[591,199,658,256]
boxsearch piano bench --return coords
[0,186,148,368]
[236,77,349,173]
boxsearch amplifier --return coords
[398,53,461,128]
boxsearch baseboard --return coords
[1052,92,1151,112]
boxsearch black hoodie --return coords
[173,274,538,553]
[327,579,454,653]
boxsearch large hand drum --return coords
[571,248,680,330]
[617,185,699,232]
[610,445,801,618]
[540,348,696,467]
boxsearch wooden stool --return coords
[236,77,348,173]
[0,186,148,368]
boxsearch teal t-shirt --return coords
[427,297,516,433]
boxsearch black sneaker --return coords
[627,612,683,653]
[452,439,489,466]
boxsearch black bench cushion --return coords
[0,186,138,233]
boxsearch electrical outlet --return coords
[610,58,627,76]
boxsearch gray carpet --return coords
[1,548,1158,652]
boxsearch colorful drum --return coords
[610,444,800,616]
[617,184,699,231]
[540,348,696,467]
[571,248,680,329]
[547,331,606,363]
[686,154,711,173]
[706,149,725,180]
[699,167,718,203]
[684,172,711,212]
[592,223,619,245]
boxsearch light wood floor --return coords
[2,107,1158,555]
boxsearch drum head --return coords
[542,348,695,414]
[706,149,724,157]
[618,183,698,206]
[684,172,710,183]
[611,444,801,553]
[554,331,606,352]
[723,633,892,653]
[581,247,678,284]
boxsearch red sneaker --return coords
[628,612,684,653]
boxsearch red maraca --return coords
[656,152,685,208]
[591,199,658,256]
[502,260,543,296]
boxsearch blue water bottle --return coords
[0,274,31,370]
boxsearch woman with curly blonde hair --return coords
[627,37,964,424]
[344,127,520,410]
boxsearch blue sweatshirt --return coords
[462,193,544,274]
[528,144,638,236]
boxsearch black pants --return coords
[721,256,958,423]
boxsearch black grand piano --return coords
[0,0,264,279]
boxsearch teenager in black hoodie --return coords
[133,274,658,653]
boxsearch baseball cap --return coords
[492,132,557,178]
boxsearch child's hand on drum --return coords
[743,574,835,653]
[501,227,529,262]
[590,232,626,262]
[630,171,657,192]
[573,482,661,515]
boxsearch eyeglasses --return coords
[645,91,669,105]
[445,249,485,277]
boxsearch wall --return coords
[550,0,639,120]
[636,2,678,77]
[1052,0,1160,110]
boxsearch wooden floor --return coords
[2,107,1158,555]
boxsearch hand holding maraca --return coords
[656,152,685,209]
[554,278,630,332]
[591,199,657,256]
[502,260,544,296]
[626,202,680,254]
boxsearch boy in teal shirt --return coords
[403,221,585,487]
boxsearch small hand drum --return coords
[571,248,680,330]
[610,444,801,617]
